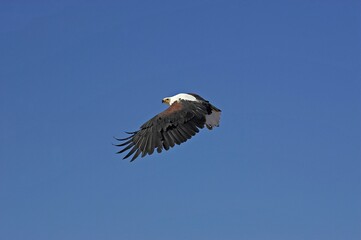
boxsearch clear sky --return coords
[1,1,360,239]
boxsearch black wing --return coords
[115,100,211,161]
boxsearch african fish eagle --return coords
[115,93,221,161]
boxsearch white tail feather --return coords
[205,110,221,130]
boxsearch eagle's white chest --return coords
[169,93,197,105]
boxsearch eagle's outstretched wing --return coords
[115,100,211,161]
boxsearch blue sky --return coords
[1,0,360,239]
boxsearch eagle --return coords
[115,93,221,161]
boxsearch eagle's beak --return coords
[162,98,169,104]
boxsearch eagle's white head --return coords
[162,93,197,105]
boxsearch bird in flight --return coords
[115,93,221,161]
